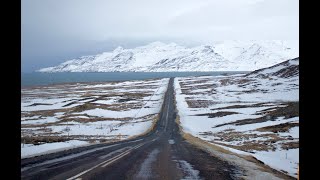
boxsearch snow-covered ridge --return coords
[38,40,298,72]
[246,57,299,78]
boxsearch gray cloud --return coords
[22,0,298,72]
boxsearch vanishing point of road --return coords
[21,78,238,180]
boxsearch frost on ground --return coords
[174,58,299,178]
[175,160,202,180]
[21,78,169,158]
[134,149,160,180]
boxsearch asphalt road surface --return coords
[21,78,239,180]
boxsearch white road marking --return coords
[101,143,146,167]
[66,163,101,180]
[67,142,146,180]
[22,143,120,172]
[23,138,145,172]
[101,150,132,167]
[134,144,143,150]
[99,147,129,159]
[130,139,143,143]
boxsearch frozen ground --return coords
[174,58,299,178]
[21,78,169,158]
[21,140,89,158]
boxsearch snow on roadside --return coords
[48,119,153,138]
[80,107,159,119]
[174,60,299,178]
[253,148,299,177]
[21,140,89,158]
[21,78,169,158]
[208,141,299,177]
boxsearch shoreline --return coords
[21,71,249,88]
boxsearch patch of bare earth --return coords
[214,102,299,127]
[210,102,277,111]
[256,122,299,133]
[195,111,239,118]
[185,99,217,108]
[209,131,287,152]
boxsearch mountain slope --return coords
[246,57,299,78]
[38,41,298,72]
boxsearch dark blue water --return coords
[21,72,249,87]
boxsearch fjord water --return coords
[21,72,249,87]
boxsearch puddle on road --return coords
[134,148,160,180]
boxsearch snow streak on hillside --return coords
[38,41,298,72]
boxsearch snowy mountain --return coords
[38,41,298,72]
[246,57,299,78]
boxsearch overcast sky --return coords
[22,0,299,72]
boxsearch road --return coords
[21,78,238,180]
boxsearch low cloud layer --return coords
[22,0,298,72]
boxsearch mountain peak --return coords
[144,41,167,48]
[113,46,124,53]
[38,40,299,73]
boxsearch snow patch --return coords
[21,140,89,158]
[175,160,202,180]
[135,149,160,179]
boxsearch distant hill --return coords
[38,40,298,72]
